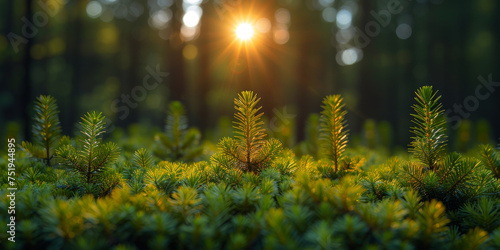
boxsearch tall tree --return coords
[65,0,84,135]
[168,0,186,102]
[293,2,323,141]
[196,1,214,132]
[21,0,33,140]
[357,1,379,129]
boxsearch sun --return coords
[236,23,254,41]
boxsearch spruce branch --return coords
[218,91,281,174]
[442,156,480,199]
[319,95,349,172]
[402,162,426,191]
[154,101,202,162]
[133,148,155,169]
[56,111,120,196]
[409,86,447,170]
[21,95,64,165]
[478,144,500,178]
[233,91,266,166]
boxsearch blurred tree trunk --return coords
[494,0,500,135]
[21,0,33,140]
[358,1,378,130]
[295,31,310,141]
[196,2,213,132]
[259,0,279,122]
[126,28,141,124]
[294,6,322,142]
[169,0,185,102]
[65,0,84,135]
[2,0,14,128]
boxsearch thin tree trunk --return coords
[358,1,378,127]
[126,33,140,124]
[2,0,14,132]
[66,0,84,136]
[196,2,212,132]
[21,0,33,141]
[169,0,185,102]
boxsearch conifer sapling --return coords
[154,101,203,162]
[218,91,282,174]
[320,95,349,172]
[21,95,68,166]
[409,86,447,170]
[57,111,120,196]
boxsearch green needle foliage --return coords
[218,91,282,174]
[320,95,349,172]
[234,91,266,156]
[478,144,500,178]
[402,152,494,209]
[7,86,500,249]
[409,86,447,170]
[154,101,203,162]
[416,199,450,248]
[134,148,155,169]
[459,197,500,232]
[56,111,120,196]
[21,95,68,166]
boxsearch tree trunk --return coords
[66,0,84,136]
[357,1,378,128]
[169,0,186,102]
[21,0,33,141]
[196,2,213,132]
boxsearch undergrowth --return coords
[1,89,500,249]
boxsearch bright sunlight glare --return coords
[236,23,254,41]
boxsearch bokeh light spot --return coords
[99,26,118,45]
[275,8,291,24]
[256,18,271,33]
[48,38,65,55]
[396,23,412,39]
[97,25,118,53]
[100,9,114,22]
[273,29,289,44]
[322,7,336,23]
[336,9,352,29]
[336,28,354,44]
[86,1,102,18]
[158,0,174,7]
[185,0,202,5]
[151,9,172,29]
[183,44,198,60]
[341,48,358,65]
[183,6,202,28]
[319,0,335,7]
[181,25,198,41]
